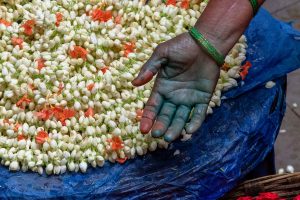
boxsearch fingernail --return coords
[164,135,173,142]
[151,130,163,138]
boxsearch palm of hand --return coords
[132,33,220,142]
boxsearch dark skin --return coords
[132,0,265,142]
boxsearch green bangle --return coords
[188,27,225,66]
[249,0,259,15]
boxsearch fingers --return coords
[132,46,167,86]
[164,105,191,142]
[186,104,208,134]
[151,102,176,138]
[140,92,163,134]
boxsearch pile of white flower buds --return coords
[0,0,247,174]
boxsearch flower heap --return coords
[0,0,247,174]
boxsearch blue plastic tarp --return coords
[0,9,300,200]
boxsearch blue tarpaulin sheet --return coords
[0,9,300,200]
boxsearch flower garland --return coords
[0,0,248,174]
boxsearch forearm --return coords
[195,0,265,55]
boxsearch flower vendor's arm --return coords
[132,0,265,142]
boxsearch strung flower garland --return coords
[0,0,248,174]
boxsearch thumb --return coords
[132,45,167,86]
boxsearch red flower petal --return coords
[11,37,23,49]
[108,136,124,151]
[100,66,109,74]
[294,195,300,200]
[55,12,63,27]
[257,192,280,200]
[17,133,27,141]
[181,0,189,9]
[69,46,88,60]
[36,58,45,71]
[22,19,36,36]
[85,107,94,117]
[166,0,176,6]
[124,42,135,57]
[35,109,53,121]
[35,131,49,144]
[87,83,95,91]
[0,18,12,26]
[91,9,112,22]
[116,157,127,164]
[240,61,252,80]
[16,94,32,109]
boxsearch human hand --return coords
[132,32,221,142]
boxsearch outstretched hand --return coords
[132,33,220,142]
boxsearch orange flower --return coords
[136,109,143,121]
[36,58,45,71]
[181,0,190,9]
[124,42,135,57]
[100,66,109,74]
[35,131,49,144]
[69,46,88,60]
[116,157,127,164]
[108,136,124,151]
[55,12,63,27]
[115,15,122,24]
[17,134,27,141]
[87,83,95,91]
[11,37,23,49]
[16,94,32,109]
[91,9,112,22]
[85,107,94,117]
[22,19,36,36]
[240,61,252,80]
[0,18,12,27]
[166,0,176,6]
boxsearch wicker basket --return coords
[224,172,300,199]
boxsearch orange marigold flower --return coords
[85,107,94,117]
[22,19,36,36]
[240,61,252,80]
[91,9,112,22]
[69,46,88,60]
[35,131,49,144]
[55,12,63,27]
[108,136,124,151]
[0,18,12,27]
[36,58,45,71]
[124,42,135,57]
[11,37,24,49]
